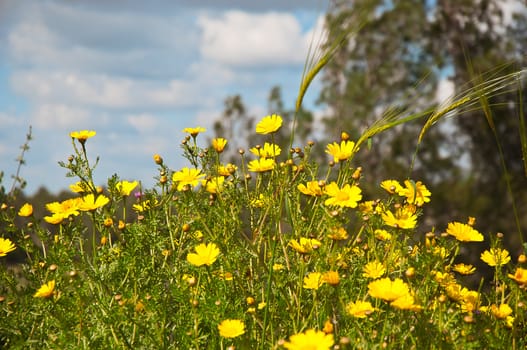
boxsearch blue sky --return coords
[0,0,328,195]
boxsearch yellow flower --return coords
[172,167,205,191]
[116,180,138,196]
[283,329,334,350]
[250,142,281,158]
[132,199,158,212]
[322,271,340,286]
[218,163,237,177]
[69,181,92,193]
[380,180,403,194]
[0,238,16,256]
[382,206,417,229]
[327,227,349,240]
[18,203,33,217]
[201,176,225,194]
[46,198,81,220]
[397,180,431,206]
[345,300,375,318]
[481,248,511,267]
[368,277,410,302]
[390,293,422,311]
[323,182,362,208]
[79,194,110,211]
[490,304,513,319]
[182,126,206,137]
[289,237,322,254]
[374,229,392,241]
[255,114,282,134]
[303,272,324,290]
[218,319,245,338]
[446,222,484,242]
[70,130,96,143]
[44,213,64,225]
[211,138,227,153]
[247,158,275,172]
[363,261,386,279]
[34,280,55,298]
[187,243,220,267]
[452,263,476,275]
[325,140,355,163]
[508,267,527,285]
[297,181,323,197]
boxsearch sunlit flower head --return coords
[508,267,527,285]
[182,126,206,137]
[382,205,417,229]
[289,237,322,254]
[69,181,91,193]
[363,261,386,279]
[390,293,422,311]
[283,329,334,350]
[34,280,55,298]
[187,242,220,267]
[46,198,81,220]
[0,238,16,257]
[397,180,431,206]
[481,248,511,267]
[218,163,237,177]
[247,158,275,172]
[303,272,324,290]
[44,213,64,225]
[116,180,138,196]
[212,138,228,153]
[380,180,403,194]
[327,227,349,240]
[297,181,323,197]
[446,222,484,242]
[255,114,282,134]
[325,140,355,163]
[201,176,225,194]
[218,319,245,338]
[368,277,410,302]
[452,263,476,275]
[491,304,513,319]
[323,182,362,208]
[250,142,281,158]
[322,271,340,286]
[18,203,33,217]
[70,130,96,144]
[346,300,375,318]
[132,199,158,212]
[172,167,205,191]
[79,194,110,211]
[374,229,392,241]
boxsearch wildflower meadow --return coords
[1,28,527,350]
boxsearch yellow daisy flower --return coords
[325,140,355,163]
[368,277,410,302]
[508,267,527,285]
[363,261,386,279]
[255,114,282,134]
[186,243,220,267]
[303,272,324,290]
[172,167,205,191]
[218,319,245,338]
[452,263,476,275]
[323,182,362,208]
[250,142,281,158]
[446,222,484,242]
[288,237,322,254]
[380,179,403,194]
[70,130,96,144]
[78,194,110,211]
[297,181,323,197]
[381,206,417,229]
[182,127,206,137]
[34,280,55,298]
[397,180,431,206]
[247,158,275,172]
[116,180,138,196]
[18,203,33,217]
[481,248,511,267]
[211,138,227,153]
[345,300,375,318]
[283,329,334,350]
[0,238,16,257]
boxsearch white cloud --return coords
[32,103,91,129]
[127,113,159,132]
[198,11,311,66]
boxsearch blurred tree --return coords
[319,0,527,246]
